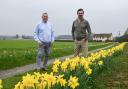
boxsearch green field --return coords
[0,40,113,70]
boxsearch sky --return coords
[0,0,128,36]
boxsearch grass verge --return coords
[92,43,128,89]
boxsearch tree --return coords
[124,27,128,36]
[16,34,19,38]
[115,27,128,42]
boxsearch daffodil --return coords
[22,74,38,88]
[53,59,61,66]
[61,61,69,72]
[37,81,47,89]
[80,58,90,69]
[34,72,42,80]
[52,65,58,73]
[0,80,2,89]
[86,68,92,75]
[19,84,24,89]
[43,72,56,89]
[14,82,21,89]
[69,60,77,71]
[98,61,103,65]
[56,75,67,87]
[68,76,79,89]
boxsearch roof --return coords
[93,33,112,38]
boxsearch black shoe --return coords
[41,68,48,71]
[34,69,40,72]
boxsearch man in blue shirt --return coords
[34,13,55,71]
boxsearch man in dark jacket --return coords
[72,8,92,57]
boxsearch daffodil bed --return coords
[0,42,127,89]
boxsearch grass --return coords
[0,39,113,70]
[0,39,36,49]
[91,43,128,89]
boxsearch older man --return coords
[34,13,55,71]
[72,9,92,57]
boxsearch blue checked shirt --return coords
[34,21,55,43]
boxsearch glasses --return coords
[78,13,84,14]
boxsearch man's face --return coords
[42,13,48,22]
[77,11,84,19]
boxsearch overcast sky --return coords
[0,0,128,36]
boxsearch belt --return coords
[76,37,85,41]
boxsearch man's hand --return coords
[38,42,43,47]
[74,40,77,43]
[49,43,53,47]
[88,33,93,41]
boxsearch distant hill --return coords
[0,35,18,39]
[55,35,72,40]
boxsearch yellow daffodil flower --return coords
[68,76,79,89]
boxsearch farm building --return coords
[93,33,113,42]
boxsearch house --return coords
[93,33,113,42]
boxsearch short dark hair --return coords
[42,12,48,16]
[77,8,84,14]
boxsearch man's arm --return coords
[51,29,55,43]
[86,21,93,40]
[33,24,42,44]
[72,21,75,40]
[86,21,92,34]
[49,24,55,47]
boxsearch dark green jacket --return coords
[72,19,92,40]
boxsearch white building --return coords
[93,33,113,42]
